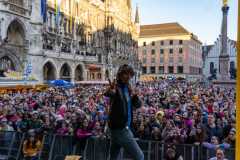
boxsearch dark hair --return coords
[26,133,37,149]
[195,125,206,142]
[116,64,134,82]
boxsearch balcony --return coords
[0,0,31,17]
[4,42,28,53]
[84,55,97,62]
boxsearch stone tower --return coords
[135,4,140,36]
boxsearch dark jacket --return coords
[104,84,141,130]
[204,124,222,142]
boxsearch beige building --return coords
[138,23,203,80]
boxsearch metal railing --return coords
[0,131,25,160]
[0,131,235,160]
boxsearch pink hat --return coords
[185,119,193,127]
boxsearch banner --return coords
[55,0,61,28]
[41,0,47,22]
[23,61,33,82]
[70,0,73,33]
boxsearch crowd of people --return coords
[0,79,236,159]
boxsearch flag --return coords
[23,61,32,82]
[55,0,61,27]
[75,1,79,24]
[55,0,58,14]
[70,0,73,33]
[41,0,47,22]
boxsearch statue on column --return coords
[223,0,228,6]
[218,0,230,81]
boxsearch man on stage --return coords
[105,64,144,160]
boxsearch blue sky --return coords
[132,0,238,44]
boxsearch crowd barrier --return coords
[0,131,235,160]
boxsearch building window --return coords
[98,54,102,63]
[169,49,173,54]
[150,66,156,74]
[178,57,183,63]
[49,12,52,28]
[230,61,235,79]
[151,49,155,55]
[179,48,183,53]
[161,41,164,46]
[68,19,71,33]
[210,62,214,74]
[143,49,147,55]
[168,66,174,74]
[63,19,67,33]
[177,66,184,74]
[114,40,117,50]
[142,58,147,64]
[159,66,164,74]
[170,40,173,45]
[169,57,174,63]
[160,49,164,54]
[179,40,183,45]
[98,73,102,79]
[160,57,164,63]
[142,67,147,74]
[91,73,95,80]
[230,61,235,69]
[199,68,202,74]
[151,58,155,63]
[143,42,146,46]
[151,41,155,46]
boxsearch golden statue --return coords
[223,0,228,6]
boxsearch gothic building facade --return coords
[0,0,140,83]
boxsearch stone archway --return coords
[75,64,84,81]
[0,19,26,74]
[43,61,57,81]
[60,63,72,81]
[7,19,25,46]
[0,56,16,77]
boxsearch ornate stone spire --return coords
[135,4,139,24]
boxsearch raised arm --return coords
[104,79,116,98]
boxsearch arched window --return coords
[0,56,15,71]
[60,63,72,81]
[98,73,101,79]
[210,62,214,74]
[43,61,57,81]
[75,65,84,81]
[230,61,235,69]
[7,20,25,46]
[0,56,15,77]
